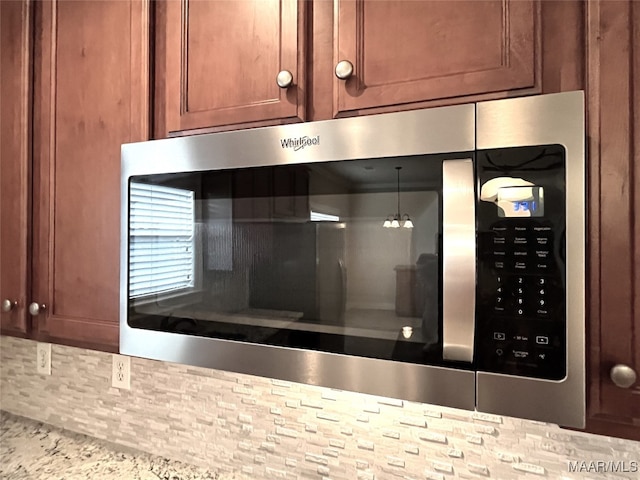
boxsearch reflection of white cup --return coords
[480,178,544,218]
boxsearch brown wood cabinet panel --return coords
[539,0,584,95]
[233,166,309,221]
[31,0,150,351]
[586,0,640,440]
[158,0,582,128]
[0,0,32,337]
[310,0,583,120]
[334,0,536,116]
[156,0,306,137]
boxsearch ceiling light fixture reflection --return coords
[383,167,414,229]
[402,326,413,339]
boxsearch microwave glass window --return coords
[128,155,453,367]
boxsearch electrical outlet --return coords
[36,343,52,375]
[112,354,131,389]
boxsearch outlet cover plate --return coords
[112,354,131,389]
[36,343,52,375]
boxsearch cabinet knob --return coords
[610,364,637,389]
[335,60,354,79]
[2,299,17,312]
[276,70,294,88]
[28,302,46,316]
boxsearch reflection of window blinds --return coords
[129,183,195,298]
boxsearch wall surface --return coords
[1,336,638,480]
[346,191,437,310]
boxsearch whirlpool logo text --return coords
[279,135,320,151]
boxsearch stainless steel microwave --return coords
[120,91,585,428]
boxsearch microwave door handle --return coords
[442,159,476,363]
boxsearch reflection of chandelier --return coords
[383,167,414,228]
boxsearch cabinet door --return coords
[0,0,32,336]
[586,0,640,440]
[334,0,536,116]
[156,0,306,137]
[31,0,150,351]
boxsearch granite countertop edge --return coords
[0,410,241,480]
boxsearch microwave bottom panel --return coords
[120,325,476,411]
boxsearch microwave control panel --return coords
[475,145,566,380]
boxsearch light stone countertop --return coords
[0,411,241,480]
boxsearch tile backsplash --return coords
[1,336,638,479]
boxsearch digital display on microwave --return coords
[497,186,544,218]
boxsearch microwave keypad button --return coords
[534,349,551,363]
[535,261,550,271]
[494,332,506,341]
[513,249,528,257]
[514,261,528,271]
[481,232,504,257]
[535,250,551,259]
[513,236,528,246]
[536,277,547,286]
[512,350,530,359]
[535,236,551,246]
[535,335,549,345]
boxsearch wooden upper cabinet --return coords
[333,0,536,116]
[155,0,307,137]
[156,0,584,129]
[31,0,149,351]
[0,0,32,337]
[586,0,640,441]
